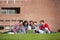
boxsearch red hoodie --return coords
[39,23,50,31]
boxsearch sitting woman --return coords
[39,20,51,34]
[12,20,25,34]
[23,20,29,33]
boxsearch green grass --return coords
[0,31,60,40]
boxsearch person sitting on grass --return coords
[39,20,51,34]
[29,20,34,30]
[23,20,29,33]
[12,20,25,34]
[33,21,40,33]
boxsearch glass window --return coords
[8,10,15,14]
[1,7,20,14]
[1,10,7,14]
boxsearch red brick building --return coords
[0,0,60,32]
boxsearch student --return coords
[18,20,25,33]
[23,20,28,33]
[27,21,32,30]
[29,20,35,30]
[33,21,40,33]
[39,20,51,34]
[12,20,25,34]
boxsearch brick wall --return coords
[0,0,60,32]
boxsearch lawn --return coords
[0,31,60,40]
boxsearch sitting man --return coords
[39,20,51,34]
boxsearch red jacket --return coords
[39,23,50,31]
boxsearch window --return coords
[1,9,7,14]
[8,10,15,14]
[1,7,20,14]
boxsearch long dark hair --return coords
[23,20,28,27]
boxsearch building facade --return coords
[0,0,60,32]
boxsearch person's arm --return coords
[45,24,50,31]
[39,25,43,30]
[12,24,18,34]
[22,26,26,33]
